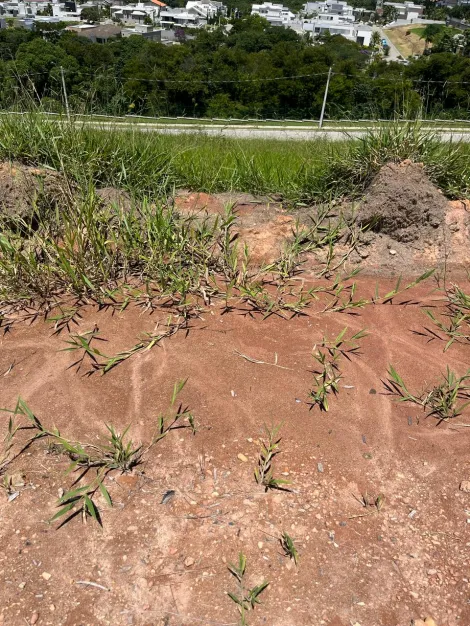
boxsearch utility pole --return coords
[318,66,332,129]
[60,66,70,122]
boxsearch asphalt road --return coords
[375,26,402,61]
[84,122,470,142]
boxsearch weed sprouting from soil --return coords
[321,278,369,314]
[309,347,342,411]
[254,423,290,491]
[48,303,83,335]
[320,327,368,360]
[349,491,385,519]
[320,269,435,314]
[417,281,470,351]
[385,365,470,423]
[280,532,299,565]
[227,552,269,626]
[371,270,435,305]
[147,378,198,446]
[95,313,195,375]
[1,381,197,527]
[59,309,199,376]
[61,325,108,372]
[309,327,367,410]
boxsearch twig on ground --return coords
[75,580,110,591]
[234,350,293,370]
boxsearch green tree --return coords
[463,30,470,57]
[421,23,443,50]
[0,27,33,60]
[1,14,469,120]
[80,6,100,23]
[370,30,381,49]
[434,32,456,53]
[382,6,399,23]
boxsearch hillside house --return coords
[111,1,162,24]
[122,22,162,37]
[251,2,296,26]
[303,0,354,19]
[383,1,423,19]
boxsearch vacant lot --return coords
[386,26,427,58]
[1,118,470,626]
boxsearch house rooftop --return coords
[68,24,122,36]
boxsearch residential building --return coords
[0,0,85,20]
[251,2,296,26]
[67,22,122,41]
[355,22,372,44]
[383,1,423,20]
[159,6,203,27]
[303,0,354,19]
[112,0,224,27]
[122,22,163,38]
[110,2,159,24]
[301,17,371,43]
[186,0,226,18]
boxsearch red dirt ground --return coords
[1,162,470,626]
[1,277,469,626]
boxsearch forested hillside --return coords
[1,16,469,119]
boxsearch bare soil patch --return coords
[174,191,294,265]
[357,161,445,244]
[95,186,133,212]
[1,162,470,626]
[344,162,469,276]
[386,26,426,57]
[0,280,469,626]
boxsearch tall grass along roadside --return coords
[0,115,468,201]
[322,121,470,199]
[0,113,339,201]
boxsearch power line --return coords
[6,67,470,86]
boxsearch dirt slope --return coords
[0,279,469,626]
[1,161,469,626]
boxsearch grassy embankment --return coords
[0,113,468,304]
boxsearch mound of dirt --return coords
[174,190,293,265]
[0,162,69,226]
[96,186,132,212]
[357,161,446,243]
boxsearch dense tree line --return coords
[0,16,469,119]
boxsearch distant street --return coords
[374,26,402,61]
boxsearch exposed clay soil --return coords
[172,164,470,275]
[1,161,470,626]
[348,161,470,276]
[1,280,470,626]
[1,160,469,273]
[174,191,291,265]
